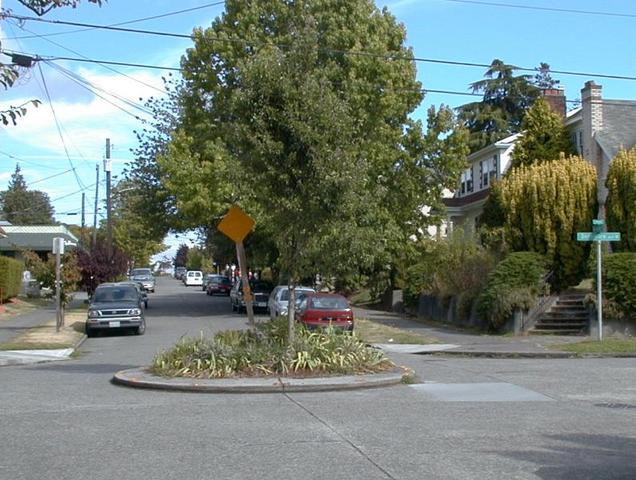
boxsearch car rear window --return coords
[310,296,349,310]
[281,288,313,301]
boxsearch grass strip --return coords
[552,337,636,354]
[355,318,437,345]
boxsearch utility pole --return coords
[92,163,99,248]
[80,192,85,247]
[53,237,64,332]
[104,138,112,259]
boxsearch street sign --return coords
[217,206,255,243]
[576,232,621,242]
[576,219,622,342]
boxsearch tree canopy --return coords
[606,147,636,251]
[0,164,55,224]
[509,98,575,169]
[457,59,542,152]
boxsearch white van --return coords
[184,270,203,287]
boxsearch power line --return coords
[36,62,85,190]
[27,168,76,186]
[439,0,636,19]
[0,150,68,170]
[8,19,169,95]
[47,55,181,72]
[5,1,225,40]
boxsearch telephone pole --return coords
[92,163,99,248]
[80,192,85,247]
[104,138,112,258]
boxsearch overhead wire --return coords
[36,62,85,190]
[0,150,68,170]
[5,0,225,40]
[439,0,636,19]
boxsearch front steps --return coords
[529,294,588,335]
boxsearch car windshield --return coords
[132,269,152,276]
[310,296,349,310]
[132,275,151,281]
[94,287,139,303]
[251,281,272,293]
[281,288,312,301]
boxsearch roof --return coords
[443,188,490,208]
[467,133,520,162]
[596,100,636,159]
[0,225,78,251]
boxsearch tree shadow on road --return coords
[495,432,636,479]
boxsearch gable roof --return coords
[0,225,78,251]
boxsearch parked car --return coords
[184,270,203,287]
[85,283,146,337]
[205,275,232,296]
[230,278,273,313]
[295,292,354,331]
[268,285,315,320]
[174,267,187,280]
[116,281,149,309]
[130,272,155,293]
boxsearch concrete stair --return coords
[529,294,588,335]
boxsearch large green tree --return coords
[457,59,540,152]
[487,155,597,289]
[606,147,636,251]
[509,98,575,169]
[0,164,55,224]
[160,0,466,338]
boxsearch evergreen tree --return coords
[458,59,540,151]
[606,147,636,251]
[174,244,189,268]
[509,98,575,169]
[0,164,55,224]
[488,155,597,289]
[532,62,560,89]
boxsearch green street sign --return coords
[576,232,621,242]
[592,219,604,233]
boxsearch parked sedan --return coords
[295,293,354,331]
[268,285,315,320]
[205,275,232,296]
[85,283,146,337]
[131,273,155,293]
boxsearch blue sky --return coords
[1,0,635,259]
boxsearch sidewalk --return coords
[354,306,587,357]
[0,293,87,366]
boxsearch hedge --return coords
[0,256,24,301]
[477,252,549,330]
[601,253,636,320]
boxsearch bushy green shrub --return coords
[400,234,495,318]
[151,318,393,378]
[477,252,549,329]
[601,253,636,321]
[0,256,24,301]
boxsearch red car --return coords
[295,293,354,331]
[205,275,232,296]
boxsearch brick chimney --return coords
[581,81,607,219]
[541,88,566,117]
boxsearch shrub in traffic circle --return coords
[151,318,393,378]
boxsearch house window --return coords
[479,161,483,189]
[482,159,489,187]
[490,155,498,183]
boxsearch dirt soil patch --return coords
[0,309,86,350]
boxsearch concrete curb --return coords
[0,333,87,367]
[112,367,405,393]
[421,350,636,359]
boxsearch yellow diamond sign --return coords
[217,206,255,243]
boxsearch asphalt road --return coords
[0,277,634,480]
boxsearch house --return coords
[0,224,78,260]
[442,82,636,232]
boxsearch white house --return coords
[441,82,636,233]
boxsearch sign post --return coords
[52,237,64,332]
[576,219,621,341]
[217,206,256,327]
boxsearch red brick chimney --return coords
[541,88,566,117]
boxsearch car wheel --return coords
[231,301,236,312]
[135,320,146,335]
[86,326,95,338]
[145,300,148,309]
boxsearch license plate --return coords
[109,321,121,328]
[257,302,267,307]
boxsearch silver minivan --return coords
[268,285,315,320]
